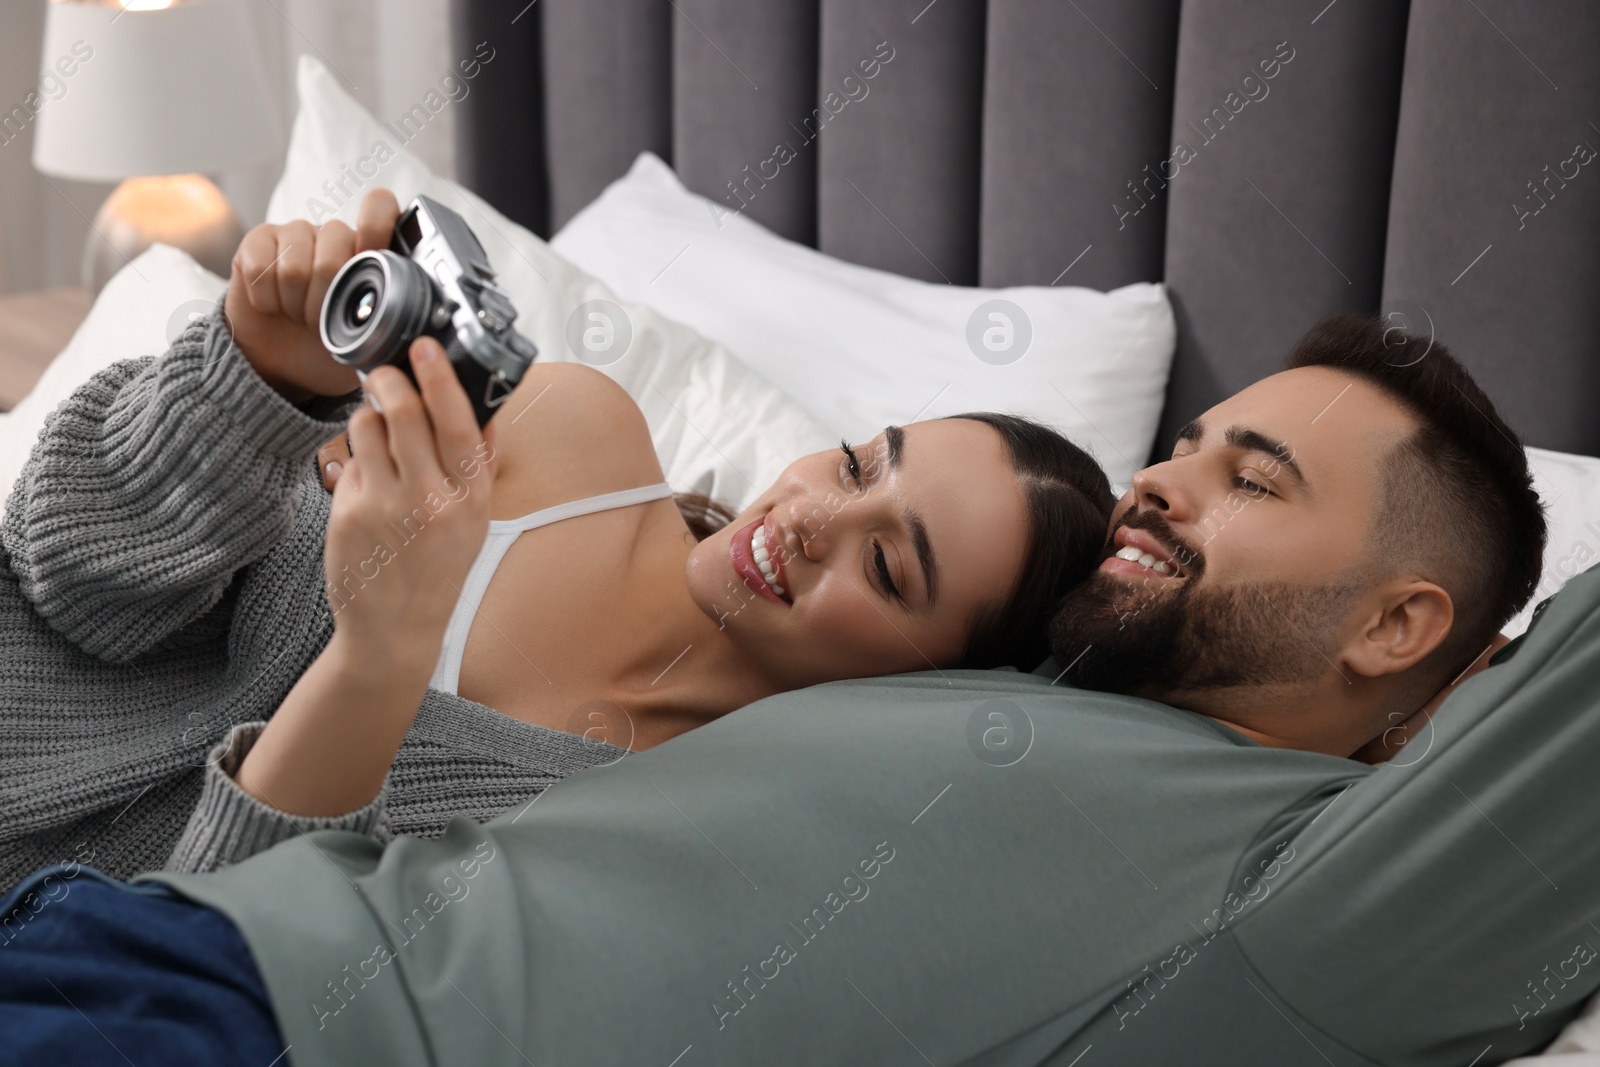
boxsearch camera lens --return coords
[320,250,436,369]
[349,287,377,326]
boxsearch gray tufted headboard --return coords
[449,0,1600,462]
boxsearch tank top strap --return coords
[428,480,678,696]
[489,480,677,534]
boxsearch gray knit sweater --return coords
[0,304,625,889]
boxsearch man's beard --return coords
[1049,509,1364,699]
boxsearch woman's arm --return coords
[165,715,395,874]
[240,335,497,815]
[166,334,498,871]
[0,315,350,662]
[164,627,423,873]
[184,334,492,857]
[0,192,404,663]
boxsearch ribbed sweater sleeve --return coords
[0,302,352,662]
[165,721,394,874]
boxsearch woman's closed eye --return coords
[838,441,902,604]
[873,544,903,601]
[841,440,905,603]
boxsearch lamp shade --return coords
[32,0,281,182]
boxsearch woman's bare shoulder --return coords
[486,362,667,519]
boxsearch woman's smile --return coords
[729,515,793,606]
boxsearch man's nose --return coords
[1130,459,1196,521]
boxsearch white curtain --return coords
[0,0,459,295]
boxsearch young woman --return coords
[0,190,1114,887]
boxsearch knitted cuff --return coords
[164,721,394,875]
[178,299,354,462]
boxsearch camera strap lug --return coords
[483,370,514,410]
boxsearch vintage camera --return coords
[319,195,537,428]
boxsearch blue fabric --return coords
[0,862,286,1066]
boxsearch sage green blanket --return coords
[143,563,1600,1065]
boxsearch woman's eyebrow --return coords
[886,423,905,468]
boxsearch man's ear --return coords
[1342,580,1454,679]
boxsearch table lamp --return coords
[32,0,282,294]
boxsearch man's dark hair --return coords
[1284,312,1547,677]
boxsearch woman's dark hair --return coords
[675,492,740,543]
[677,414,1115,674]
[943,412,1115,672]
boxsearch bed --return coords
[438,0,1600,1062]
[3,1,1599,1062]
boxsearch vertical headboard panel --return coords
[541,0,673,232]
[1155,0,1408,451]
[672,0,821,246]
[979,0,1181,290]
[815,0,987,286]
[1381,1,1600,458]
[451,0,547,236]
[453,0,1600,459]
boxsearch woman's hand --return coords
[318,430,352,491]
[225,188,402,403]
[323,336,499,662]
[233,349,496,819]
[1351,633,1512,764]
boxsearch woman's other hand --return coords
[225,188,402,403]
[1351,633,1512,765]
[323,336,498,661]
[318,431,352,491]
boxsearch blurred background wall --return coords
[0,0,459,295]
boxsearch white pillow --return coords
[1506,446,1600,638]
[267,55,837,513]
[549,151,1177,489]
[0,244,227,522]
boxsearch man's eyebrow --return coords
[1176,418,1204,444]
[1224,426,1308,490]
[884,424,938,607]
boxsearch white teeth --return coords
[1115,542,1177,577]
[750,527,786,599]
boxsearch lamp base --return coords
[83,174,244,295]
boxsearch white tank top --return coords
[428,481,677,694]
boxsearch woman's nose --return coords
[789,509,826,564]
[784,494,851,565]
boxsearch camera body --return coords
[319,195,537,428]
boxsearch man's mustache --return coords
[1109,506,1206,577]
